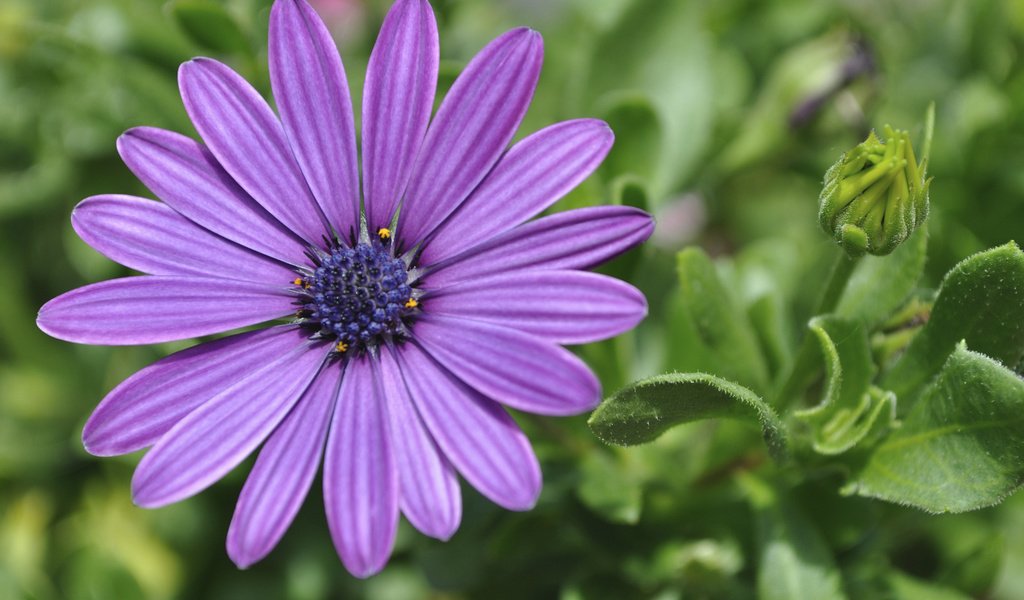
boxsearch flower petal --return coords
[37,276,293,345]
[83,326,306,456]
[421,119,613,264]
[227,362,342,568]
[117,127,308,266]
[394,342,540,510]
[378,348,460,540]
[323,358,398,578]
[413,315,600,416]
[396,28,543,250]
[179,58,330,244]
[131,343,327,508]
[423,205,654,287]
[270,0,360,241]
[424,270,646,345]
[72,195,294,283]
[361,0,438,232]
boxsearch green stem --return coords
[772,251,861,408]
[814,251,860,316]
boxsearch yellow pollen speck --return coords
[292,277,303,286]
[334,341,348,353]
[404,298,419,309]
[377,227,391,240]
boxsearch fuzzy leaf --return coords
[848,344,1024,513]
[796,316,894,455]
[588,373,787,460]
[667,247,770,394]
[882,242,1024,402]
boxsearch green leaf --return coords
[795,317,894,455]
[584,0,714,200]
[739,475,847,600]
[748,293,793,377]
[667,247,770,394]
[882,242,1024,401]
[836,225,929,326]
[576,451,643,525]
[588,372,788,461]
[848,343,1024,513]
[717,30,850,174]
[170,1,250,55]
[887,572,971,600]
[598,95,661,185]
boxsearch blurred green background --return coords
[2,0,1024,598]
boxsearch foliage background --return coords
[1,0,1023,598]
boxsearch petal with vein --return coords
[179,58,329,244]
[378,348,460,540]
[395,342,540,510]
[362,0,438,232]
[425,270,646,345]
[37,276,293,345]
[423,206,654,286]
[72,195,293,283]
[131,343,327,507]
[323,358,398,578]
[270,0,360,240]
[414,315,600,416]
[227,362,343,568]
[117,127,307,266]
[396,28,543,249]
[83,326,306,456]
[422,119,613,264]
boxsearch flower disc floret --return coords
[298,243,414,349]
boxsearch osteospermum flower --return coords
[37,0,652,578]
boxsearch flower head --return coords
[36,0,652,578]
[819,122,931,257]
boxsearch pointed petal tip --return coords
[407,509,461,541]
[229,555,255,571]
[80,427,119,458]
[344,556,390,580]
[225,535,259,570]
[500,471,542,512]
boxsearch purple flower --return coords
[36,0,652,578]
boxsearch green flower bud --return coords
[819,124,931,257]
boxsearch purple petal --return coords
[83,326,306,456]
[421,119,613,264]
[323,358,398,578]
[37,276,293,345]
[394,342,540,510]
[424,270,646,345]
[131,343,327,508]
[423,205,654,287]
[395,28,543,249]
[270,0,360,241]
[72,195,294,283]
[413,315,600,416]
[179,58,330,244]
[361,0,438,232]
[117,127,308,266]
[378,348,460,540]
[227,363,342,568]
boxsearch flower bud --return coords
[819,125,931,257]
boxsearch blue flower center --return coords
[297,243,415,351]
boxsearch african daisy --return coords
[37,0,653,577]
